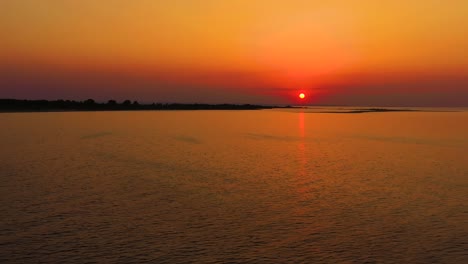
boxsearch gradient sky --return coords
[1,0,467,106]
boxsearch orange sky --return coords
[1,0,467,105]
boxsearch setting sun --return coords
[299,93,305,99]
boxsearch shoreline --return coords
[1,99,464,114]
[1,108,462,114]
[0,99,284,113]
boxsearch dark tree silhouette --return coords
[84,99,95,105]
[0,99,277,112]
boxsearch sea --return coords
[1,108,467,263]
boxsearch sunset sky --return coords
[1,0,467,106]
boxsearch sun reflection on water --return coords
[298,111,307,178]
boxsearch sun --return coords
[299,93,305,99]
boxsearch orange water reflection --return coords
[298,111,307,178]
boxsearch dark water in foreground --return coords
[1,109,467,263]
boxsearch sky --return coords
[1,0,467,106]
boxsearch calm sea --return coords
[1,109,467,263]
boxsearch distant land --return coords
[0,99,281,112]
[313,108,420,114]
[3,99,455,114]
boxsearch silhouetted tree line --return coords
[0,99,280,112]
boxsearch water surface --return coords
[1,109,467,263]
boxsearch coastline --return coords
[1,99,464,114]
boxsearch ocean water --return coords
[1,109,467,263]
